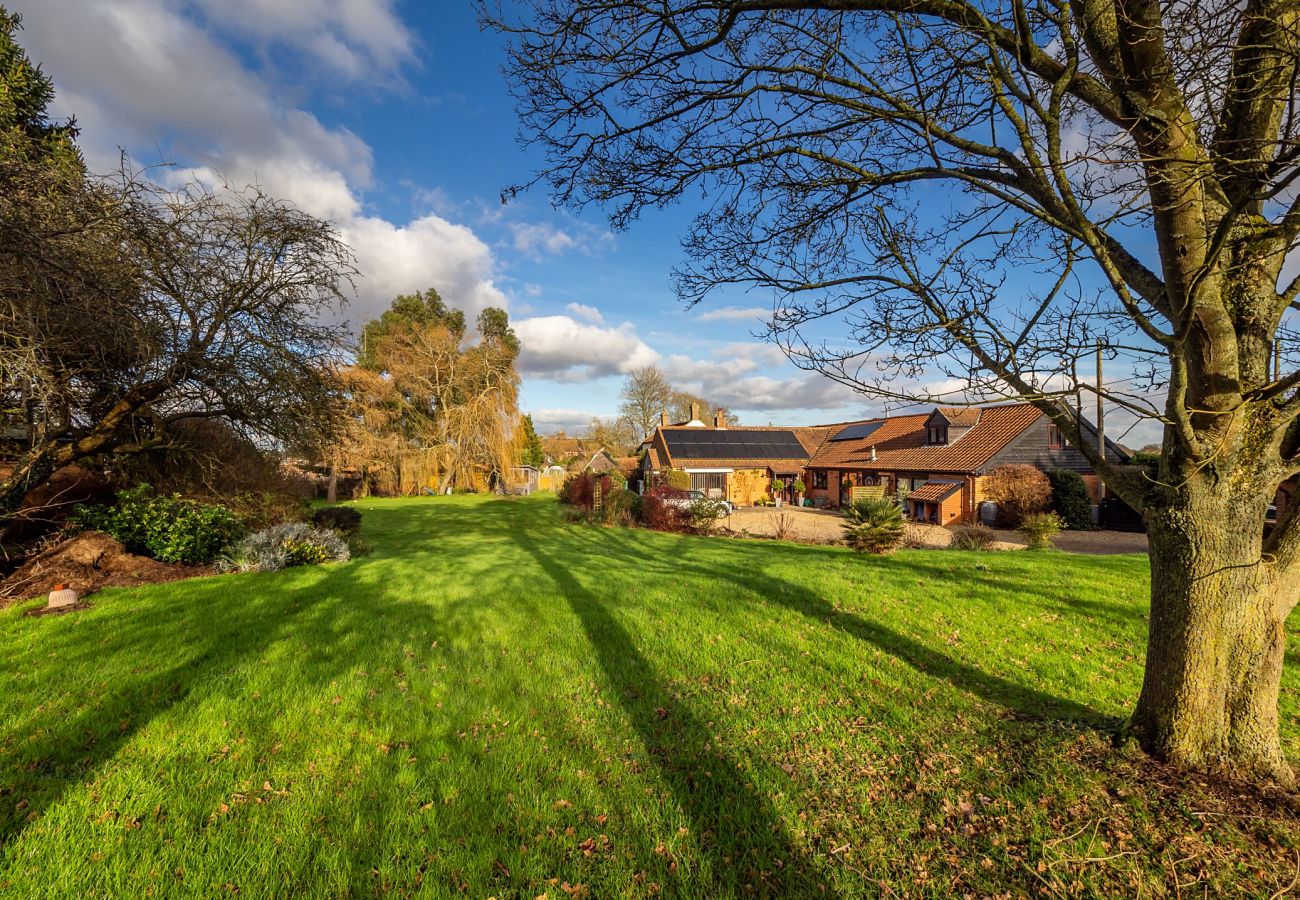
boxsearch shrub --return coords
[312,506,363,535]
[950,524,996,551]
[792,479,806,495]
[662,469,691,491]
[231,490,312,531]
[73,484,244,564]
[1045,469,1093,530]
[639,487,691,533]
[983,465,1052,527]
[218,522,351,573]
[842,496,906,554]
[1018,511,1065,550]
[686,497,728,533]
[604,488,640,526]
[558,472,619,512]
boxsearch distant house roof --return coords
[809,404,1043,473]
[584,449,619,472]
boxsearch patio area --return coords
[722,506,1149,555]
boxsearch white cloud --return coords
[507,219,613,261]
[528,407,599,434]
[696,305,769,323]
[20,0,503,332]
[516,316,659,382]
[340,215,509,325]
[190,0,416,80]
[510,222,576,259]
[662,353,862,412]
[564,302,604,324]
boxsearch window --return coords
[690,472,727,497]
[812,470,828,490]
[928,425,948,445]
[1048,424,1068,449]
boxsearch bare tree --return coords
[618,364,673,439]
[586,415,640,455]
[1,172,355,513]
[670,390,738,426]
[486,1,1300,785]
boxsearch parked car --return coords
[661,489,734,515]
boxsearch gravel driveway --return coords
[721,506,1148,555]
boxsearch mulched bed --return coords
[0,531,211,608]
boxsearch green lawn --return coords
[1,496,1296,897]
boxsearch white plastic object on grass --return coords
[47,583,79,609]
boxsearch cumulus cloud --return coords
[20,0,504,330]
[528,408,600,434]
[508,219,614,261]
[662,352,862,412]
[189,0,416,80]
[515,316,659,382]
[696,305,769,323]
[564,302,604,324]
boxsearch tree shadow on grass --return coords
[0,549,517,858]
[512,527,822,896]
[555,524,1117,728]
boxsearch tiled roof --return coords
[809,403,1043,473]
[907,480,964,503]
[793,426,835,455]
[933,407,981,427]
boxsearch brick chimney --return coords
[713,408,726,428]
[660,410,669,427]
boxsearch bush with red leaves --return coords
[639,487,692,533]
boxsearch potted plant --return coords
[792,478,807,507]
[770,479,785,508]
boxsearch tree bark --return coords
[1134,485,1295,787]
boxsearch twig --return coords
[1269,849,1300,900]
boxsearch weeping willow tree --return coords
[332,290,523,495]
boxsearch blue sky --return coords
[16,0,1164,444]
[15,0,872,434]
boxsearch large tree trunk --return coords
[0,444,60,516]
[1134,484,1295,787]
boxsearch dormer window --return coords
[927,425,948,445]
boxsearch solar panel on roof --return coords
[662,429,807,460]
[829,421,884,442]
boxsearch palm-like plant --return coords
[842,497,905,554]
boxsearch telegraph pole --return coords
[1096,339,1105,458]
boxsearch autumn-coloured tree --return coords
[333,292,522,495]
[983,465,1053,527]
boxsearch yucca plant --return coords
[842,496,905,554]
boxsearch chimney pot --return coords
[689,401,699,422]
[660,410,668,427]
[714,408,725,428]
